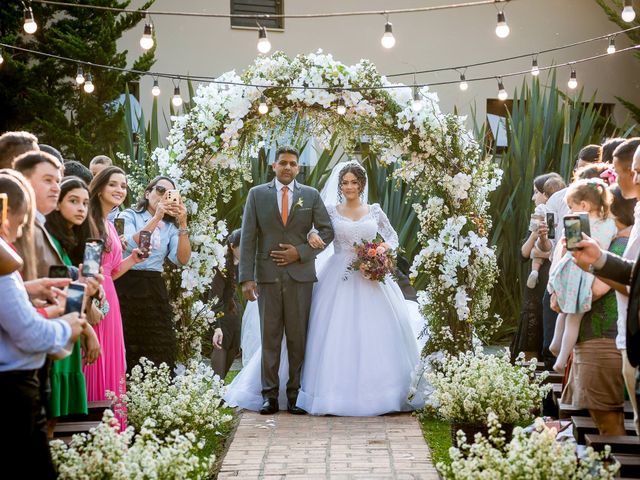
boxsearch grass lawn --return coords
[202,367,242,478]
[418,413,452,472]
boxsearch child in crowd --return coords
[527,175,566,288]
[548,179,617,373]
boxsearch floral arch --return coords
[153,51,502,360]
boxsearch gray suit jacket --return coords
[239,180,334,284]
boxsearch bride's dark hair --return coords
[338,163,367,200]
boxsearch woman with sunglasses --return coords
[115,176,191,370]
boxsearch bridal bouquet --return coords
[347,235,397,282]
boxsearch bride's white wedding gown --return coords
[224,203,424,416]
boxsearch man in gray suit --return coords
[239,146,334,414]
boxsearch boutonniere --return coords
[294,198,304,209]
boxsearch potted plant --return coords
[427,348,550,444]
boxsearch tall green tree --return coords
[0,0,155,161]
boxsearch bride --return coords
[225,161,425,416]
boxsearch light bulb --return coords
[83,74,94,93]
[172,86,183,107]
[497,80,508,101]
[459,74,468,91]
[381,22,396,49]
[151,79,160,97]
[568,69,577,90]
[257,27,271,54]
[411,86,423,112]
[23,7,37,34]
[336,98,346,115]
[140,23,154,50]
[0,49,5,66]
[622,1,636,22]
[258,95,269,114]
[75,66,85,85]
[531,58,540,76]
[495,11,510,39]
[607,37,616,54]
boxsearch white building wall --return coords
[118,0,640,141]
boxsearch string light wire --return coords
[1,41,637,91]
[31,0,519,20]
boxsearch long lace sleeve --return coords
[372,204,399,249]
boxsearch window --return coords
[230,0,284,29]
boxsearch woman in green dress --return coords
[44,177,101,431]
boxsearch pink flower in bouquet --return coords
[367,248,377,258]
[376,245,386,255]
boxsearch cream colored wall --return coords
[118,0,640,141]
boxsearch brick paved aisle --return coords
[218,411,440,479]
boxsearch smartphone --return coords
[64,282,86,315]
[546,212,555,240]
[165,189,180,204]
[81,239,104,277]
[578,212,591,238]
[114,217,125,236]
[49,264,70,279]
[138,230,151,258]
[0,193,7,225]
[564,215,583,250]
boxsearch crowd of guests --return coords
[0,131,199,477]
[512,137,640,437]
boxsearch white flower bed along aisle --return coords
[154,51,502,359]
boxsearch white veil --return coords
[315,160,368,273]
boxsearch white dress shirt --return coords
[545,187,570,248]
[616,204,640,349]
[275,178,296,216]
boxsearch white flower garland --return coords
[155,50,502,358]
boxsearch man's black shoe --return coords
[287,402,307,415]
[259,398,278,415]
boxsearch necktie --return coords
[281,185,289,225]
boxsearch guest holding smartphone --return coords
[44,177,101,430]
[115,176,191,370]
[0,171,86,478]
[85,167,144,429]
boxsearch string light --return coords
[567,68,578,89]
[0,48,5,66]
[336,96,347,114]
[459,73,468,91]
[607,36,616,54]
[257,26,271,54]
[381,17,396,49]
[83,73,94,93]
[151,78,161,96]
[411,86,423,111]
[622,0,636,22]
[23,5,37,34]
[258,94,269,114]
[172,86,183,107]
[531,57,539,76]
[140,20,154,50]
[75,66,85,84]
[497,78,508,100]
[495,11,509,38]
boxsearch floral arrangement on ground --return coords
[440,413,619,479]
[153,50,503,359]
[425,348,550,426]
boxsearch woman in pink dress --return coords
[83,166,144,429]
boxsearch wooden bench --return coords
[53,421,100,438]
[572,416,637,444]
[611,453,640,478]
[57,400,113,423]
[560,401,635,420]
[540,372,564,385]
[585,434,640,454]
